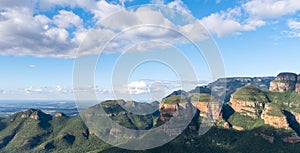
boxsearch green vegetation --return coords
[267,91,300,113]
[233,85,269,103]
[228,112,265,130]
[190,93,218,103]
[162,96,188,104]
[266,103,284,117]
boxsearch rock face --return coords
[54,113,66,117]
[230,85,268,119]
[261,104,289,129]
[269,73,300,92]
[190,93,222,120]
[192,102,221,120]
[296,75,300,92]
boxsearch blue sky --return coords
[0,0,300,100]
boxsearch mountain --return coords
[207,76,275,102]
[269,72,300,92]
[1,73,300,152]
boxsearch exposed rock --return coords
[54,113,66,117]
[230,85,268,119]
[269,72,300,92]
[159,102,195,122]
[260,133,274,144]
[261,104,289,129]
[190,93,222,120]
[192,102,221,120]
[232,126,244,131]
[296,81,300,93]
[283,134,300,144]
[223,122,231,129]
[21,114,28,118]
[30,114,39,120]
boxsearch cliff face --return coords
[228,75,300,131]
[230,96,264,119]
[190,93,222,120]
[191,102,221,120]
[229,85,268,119]
[269,73,300,92]
[261,104,289,129]
[159,94,221,121]
[296,74,300,93]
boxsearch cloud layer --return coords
[0,0,299,58]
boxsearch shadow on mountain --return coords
[37,110,52,129]
[222,104,235,121]
[283,110,300,136]
[0,121,6,131]
[0,133,15,149]
[63,133,76,145]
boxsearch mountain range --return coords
[1,73,300,153]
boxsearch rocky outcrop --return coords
[296,75,300,92]
[54,113,66,117]
[269,73,300,92]
[159,102,196,122]
[261,104,289,129]
[230,85,267,119]
[192,102,221,120]
[230,97,264,119]
[189,93,222,120]
[283,134,300,144]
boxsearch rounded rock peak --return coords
[275,72,298,82]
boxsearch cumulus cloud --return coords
[167,0,191,14]
[197,0,300,37]
[1,0,298,57]
[53,10,83,29]
[243,0,300,19]
[282,19,300,38]
[0,0,210,58]
[199,6,268,37]
[287,19,300,30]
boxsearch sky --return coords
[0,0,300,101]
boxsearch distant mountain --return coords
[207,76,275,102]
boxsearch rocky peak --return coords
[270,72,300,92]
[20,109,52,121]
[165,90,187,98]
[54,112,66,117]
[230,85,269,118]
[275,73,298,82]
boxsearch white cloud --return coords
[119,0,134,7]
[282,19,300,38]
[25,86,49,94]
[287,19,300,29]
[92,0,123,22]
[199,0,300,37]
[167,0,191,14]
[28,64,36,68]
[150,0,164,4]
[1,0,298,58]
[200,8,243,37]
[128,81,150,94]
[0,1,209,58]
[199,5,268,37]
[53,10,83,29]
[243,0,300,19]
